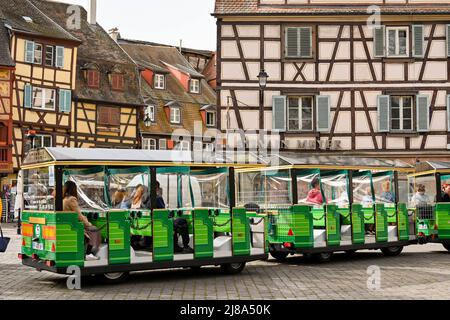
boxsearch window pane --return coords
[403,119,412,130]
[391,107,400,119]
[392,119,400,130]
[399,30,407,55]
[43,136,52,147]
[301,97,313,130]
[388,30,396,55]
[289,120,299,130]
[45,46,54,66]
[33,88,43,109]
[43,89,55,110]
[34,44,42,64]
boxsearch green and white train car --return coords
[236,154,417,262]
[18,148,268,283]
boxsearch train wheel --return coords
[220,262,246,275]
[345,250,357,257]
[269,251,289,261]
[442,241,450,252]
[381,246,403,257]
[97,272,130,284]
[312,252,333,263]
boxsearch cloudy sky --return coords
[50,0,217,50]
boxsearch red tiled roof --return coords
[214,0,450,16]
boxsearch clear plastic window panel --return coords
[109,172,149,209]
[297,172,324,207]
[321,173,349,208]
[353,174,374,208]
[373,174,395,205]
[408,175,436,207]
[190,172,228,209]
[237,172,265,208]
[23,168,54,211]
[66,171,108,211]
[263,170,292,210]
[397,173,409,204]
[157,173,192,209]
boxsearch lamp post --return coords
[257,69,269,131]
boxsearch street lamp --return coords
[257,69,269,130]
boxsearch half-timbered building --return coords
[34,0,144,149]
[118,39,217,151]
[0,15,15,186]
[2,0,80,183]
[214,0,450,162]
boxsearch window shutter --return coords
[447,95,450,132]
[286,27,300,58]
[24,40,35,63]
[377,95,390,132]
[447,25,450,57]
[55,46,64,68]
[412,25,424,58]
[59,89,71,113]
[316,95,330,132]
[299,27,312,58]
[416,95,430,132]
[374,26,386,57]
[272,96,287,132]
[24,84,32,108]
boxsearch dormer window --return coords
[206,111,216,127]
[87,70,100,88]
[189,78,200,94]
[111,74,124,91]
[154,74,165,90]
[170,107,181,124]
[144,105,155,126]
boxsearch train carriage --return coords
[408,161,450,250]
[236,153,416,262]
[18,148,268,283]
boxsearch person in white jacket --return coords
[14,170,23,225]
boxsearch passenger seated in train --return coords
[411,184,431,206]
[442,184,450,202]
[362,187,374,207]
[112,189,127,209]
[306,178,324,205]
[381,181,395,203]
[62,181,101,261]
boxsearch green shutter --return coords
[24,40,34,63]
[59,89,71,113]
[272,96,286,132]
[416,95,429,132]
[374,26,385,57]
[299,27,312,58]
[413,25,424,58]
[377,95,390,132]
[316,95,330,132]
[56,46,64,68]
[24,84,32,108]
[285,27,299,58]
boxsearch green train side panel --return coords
[351,204,365,244]
[397,203,409,241]
[194,209,214,259]
[153,209,174,262]
[212,213,231,233]
[385,206,397,224]
[21,212,84,268]
[325,205,341,246]
[375,204,388,243]
[291,205,314,248]
[91,214,108,240]
[363,207,375,224]
[129,214,152,237]
[269,208,294,243]
[339,208,351,225]
[312,208,326,227]
[108,211,130,265]
[232,207,251,256]
[436,203,450,240]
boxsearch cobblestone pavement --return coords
[1,223,449,300]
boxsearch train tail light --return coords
[45,260,55,267]
[283,242,292,248]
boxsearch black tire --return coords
[220,262,246,275]
[96,272,130,284]
[312,252,333,263]
[345,250,357,256]
[269,251,289,261]
[442,241,450,252]
[381,246,403,257]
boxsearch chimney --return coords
[109,28,121,42]
[179,39,182,53]
[88,0,97,25]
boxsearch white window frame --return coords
[34,43,43,64]
[145,105,155,122]
[45,45,55,67]
[287,96,314,132]
[390,96,414,131]
[34,134,53,148]
[206,111,216,127]
[170,107,181,124]
[142,138,157,150]
[32,87,56,111]
[190,79,200,93]
[154,74,165,89]
[159,139,167,150]
[177,140,190,151]
[386,26,409,57]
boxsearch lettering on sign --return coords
[283,139,343,151]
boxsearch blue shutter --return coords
[59,89,71,113]
[24,40,34,63]
[24,84,32,108]
[272,96,287,132]
[377,95,390,132]
[416,95,429,132]
[316,96,330,132]
[412,25,424,58]
[374,26,385,58]
[55,46,64,68]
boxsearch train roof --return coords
[414,161,450,174]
